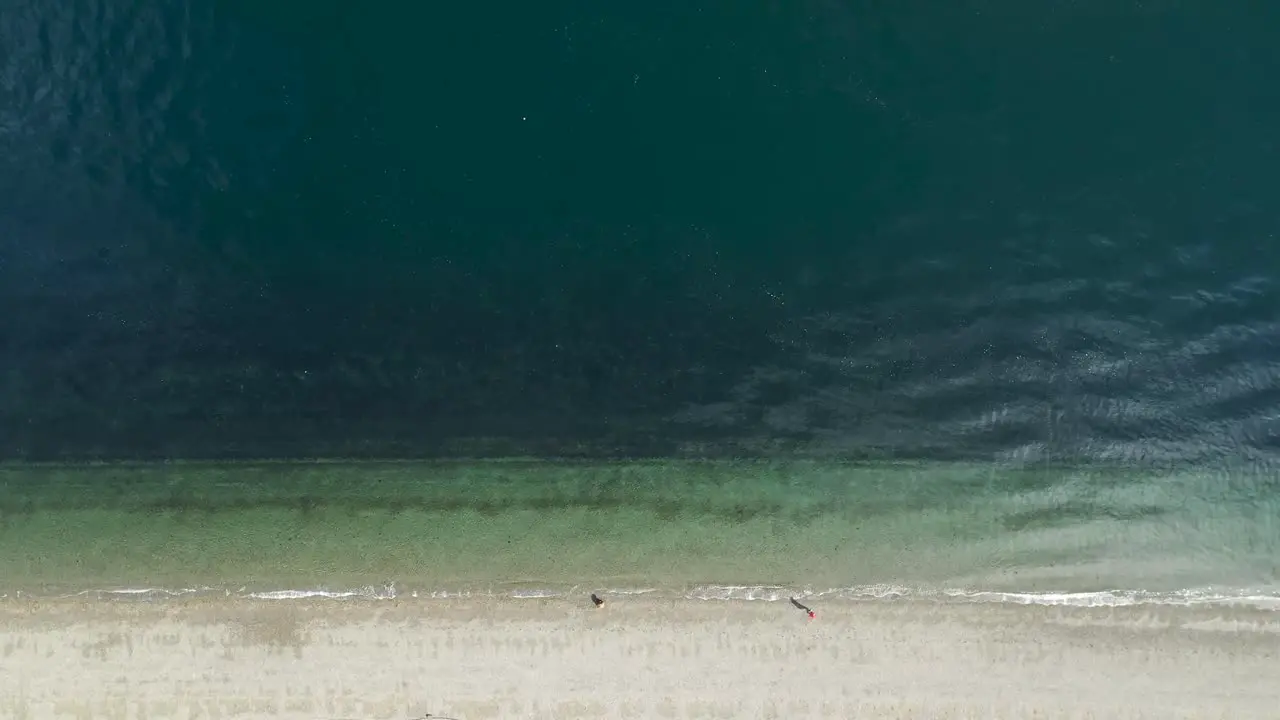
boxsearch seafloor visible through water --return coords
[2,460,1277,610]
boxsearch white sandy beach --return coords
[2,596,1277,719]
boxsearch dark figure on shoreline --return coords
[591,593,605,607]
[789,597,815,619]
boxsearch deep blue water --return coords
[2,0,1279,464]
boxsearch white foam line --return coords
[682,584,1280,610]
[105,587,197,596]
[686,585,792,601]
[821,584,913,600]
[509,590,563,599]
[247,583,397,601]
[7,583,1279,610]
[943,588,1280,610]
[415,590,483,599]
[250,590,355,600]
[50,587,208,599]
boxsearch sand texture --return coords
[2,597,1278,719]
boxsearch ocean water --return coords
[2,2,1280,611]
[2,460,1277,608]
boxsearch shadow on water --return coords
[0,461,869,523]
[999,502,1169,532]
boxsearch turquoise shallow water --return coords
[2,460,1276,608]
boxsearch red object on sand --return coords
[808,611,815,619]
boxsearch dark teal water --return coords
[3,1,1280,603]
[2,1,1279,465]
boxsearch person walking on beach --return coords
[789,596,815,619]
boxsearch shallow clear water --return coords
[3,460,1276,608]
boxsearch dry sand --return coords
[2,596,1278,719]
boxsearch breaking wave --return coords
[6,582,1278,611]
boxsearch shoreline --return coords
[5,581,1280,612]
[3,596,1278,719]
